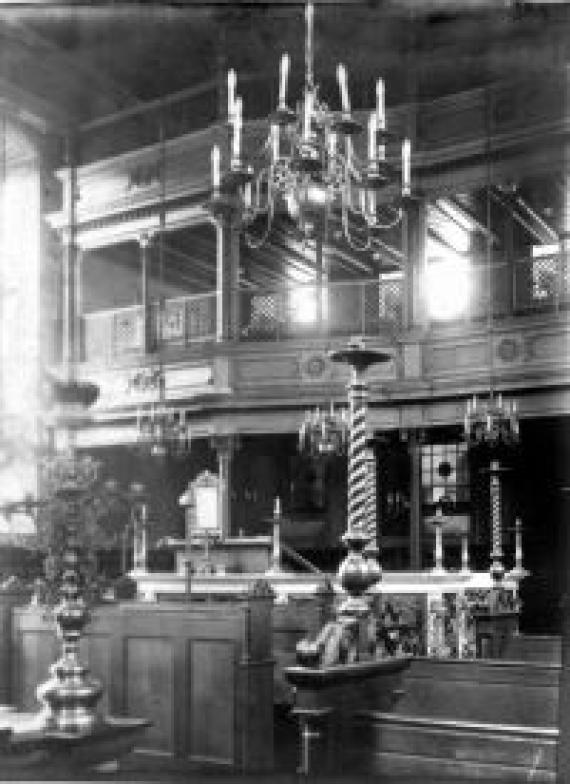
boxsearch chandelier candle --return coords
[211,145,221,195]
[232,96,242,167]
[337,63,351,115]
[227,69,236,119]
[368,113,377,162]
[376,78,386,160]
[279,53,290,108]
[402,138,411,196]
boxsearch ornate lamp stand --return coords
[0,378,150,771]
[329,340,392,615]
[294,340,393,667]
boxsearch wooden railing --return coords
[81,255,568,364]
[239,278,404,342]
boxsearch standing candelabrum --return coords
[425,505,446,576]
[267,497,283,574]
[464,391,520,584]
[329,340,392,617]
[33,379,150,750]
[36,455,103,733]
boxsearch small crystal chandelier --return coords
[208,1,412,249]
[298,402,348,458]
[463,392,520,447]
[135,369,191,459]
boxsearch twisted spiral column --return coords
[489,459,505,583]
[364,441,378,546]
[329,342,392,615]
[347,376,368,534]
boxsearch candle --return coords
[227,69,236,119]
[376,77,385,130]
[401,138,411,196]
[278,53,290,108]
[328,131,337,158]
[346,136,353,170]
[336,63,350,114]
[368,112,377,162]
[244,181,252,209]
[368,189,377,221]
[232,96,242,163]
[211,145,220,193]
[271,124,279,161]
[274,496,282,519]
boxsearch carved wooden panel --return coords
[16,629,58,711]
[188,640,235,764]
[125,636,175,754]
[80,633,112,717]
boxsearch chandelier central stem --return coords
[305,1,314,90]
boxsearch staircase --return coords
[353,655,560,782]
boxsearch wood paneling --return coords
[17,629,58,712]
[126,637,175,754]
[188,640,235,764]
[10,595,274,772]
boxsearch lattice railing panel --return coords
[112,307,144,354]
[376,279,404,329]
[240,292,283,340]
[185,294,216,342]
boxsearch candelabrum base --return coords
[270,105,297,126]
[490,559,505,583]
[337,595,370,619]
[204,193,240,220]
[0,711,150,773]
[330,114,363,136]
[364,160,395,189]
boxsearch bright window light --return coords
[532,242,560,258]
[290,286,318,324]
[425,252,471,321]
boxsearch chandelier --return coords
[208,1,412,249]
[463,392,519,448]
[134,368,191,459]
[298,402,348,458]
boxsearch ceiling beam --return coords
[2,22,137,119]
[490,187,557,245]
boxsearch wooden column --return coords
[409,431,422,570]
[215,215,240,342]
[62,137,80,376]
[557,487,570,782]
[556,144,570,782]
[211,434,238,539]
[139,233,152,354]
[402,198,428,330]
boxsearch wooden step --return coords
[353,711,558,782]
[502,634,561,664]
[395,658,560,727]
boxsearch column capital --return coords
[138,231,156,249]
[209,432,240,457]
[59,228,83,250]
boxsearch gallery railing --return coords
[80,254,568,364]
